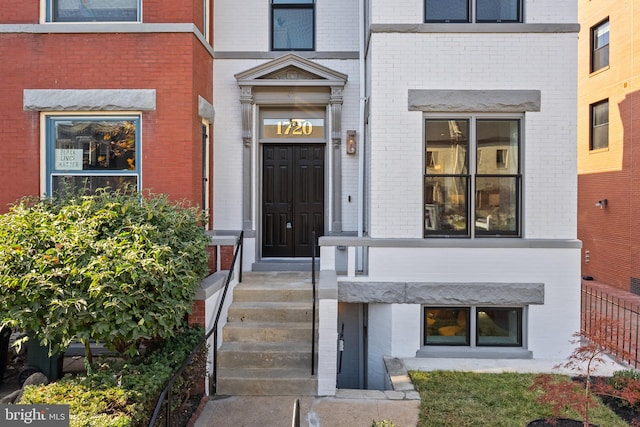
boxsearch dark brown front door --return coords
[263,144,324,257]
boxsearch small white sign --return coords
[55,149,83,171]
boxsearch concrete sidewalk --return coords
[192,355,632,427]
[192,390,420,427]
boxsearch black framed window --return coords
[425,117,521,237]
[476,308,522,346]
[271,0,315,51]
[48,0,141,22]
[425,0,521,23]
[590,100,609,151]
[424,308,470,346]
[424,306,523,347]
[591,19,610,72]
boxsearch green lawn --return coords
[409,371,628,427]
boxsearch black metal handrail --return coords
[311,231,317,376]
[148,230,244,427]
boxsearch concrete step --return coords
[232,285,314,303]
[217,342,313,369]
[222,321,313,343]
[227,302,315,323]
[216,368,317,396]
[251,260,319,272]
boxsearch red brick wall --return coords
[0,2,39,23]
[0,1,198,24]
[578,90,640,292]
[0,31,212,212]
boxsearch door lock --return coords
[286,222,292,229]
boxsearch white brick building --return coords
[213,0,580,394]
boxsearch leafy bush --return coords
[20,326,206,427]
[371,420,396,427]
[609,369,640,411]
[0,191,209,359]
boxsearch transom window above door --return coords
[271,0,315,51]
[46,0,141,23]
[425,0,522,23]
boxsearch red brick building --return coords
[0,1,214,227]
[578,0,640,293]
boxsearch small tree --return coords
[0,191,210,363]
[530,314,640,426]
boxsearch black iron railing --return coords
[148,230,244,427]
[581,283,640,369]
[311,231,317,376]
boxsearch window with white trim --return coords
[45,115,140,195]
[425,0,521,23]
[46,0,141,22]
[271,0,315,51]
[424,116,521,237]
[424,307,523,347]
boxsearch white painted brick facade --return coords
[367,33,578,240]
[213,0,580,394]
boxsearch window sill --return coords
[416,347,532,359]
[589,65,610,77]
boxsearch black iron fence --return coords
[581,283,640,369]
[148,231,244,427]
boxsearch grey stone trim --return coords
[319,270,338,300]
[408,90,541,113]
[194,271,228,300]
[319,236,582,249]
[0,23,214,57]
[215,51,359,60]
[198,96,215,122]
[338,281,544,305]
[370,23,580,34]
[24,89,156,111]
[415,347,533,359]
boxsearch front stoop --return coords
[216,272,318,396]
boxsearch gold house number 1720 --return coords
[276,119,313,136]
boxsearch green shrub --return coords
[0,191,209,359]
[20,326,206,427]
[371,420,396,427]
[609,369,640,410]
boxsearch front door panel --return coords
[263,144,324,257]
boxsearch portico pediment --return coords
[235,54,347,88]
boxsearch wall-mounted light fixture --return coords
[346,130,356,155]
[595,199,608,208]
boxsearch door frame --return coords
[234,54,347,263]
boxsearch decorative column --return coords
[330,86,344,233]
[240,86,254,232]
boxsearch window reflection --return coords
[424,308,470,345]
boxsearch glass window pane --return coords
[592,21,610,71]
[53,0,139,22]
[594,21,609,49]
[591,101,609,150]
[425,177,468,234]
[273,0,313,3]
[273,8,314,50]
[477,308,522,346]
[476,0,519,22]
[425,119,468,174]
[475,176,517,234]
[425,308,470,345]
[52,175,138,195]
[477,120,519,175]
[425,0,469,22]
[53,120,137,171]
